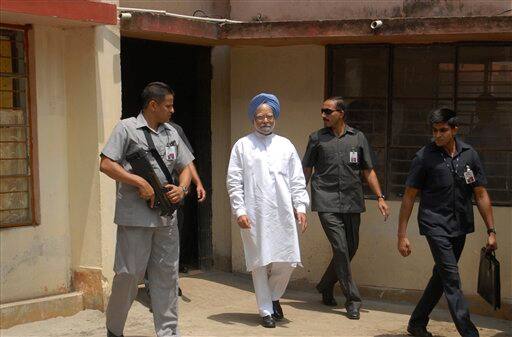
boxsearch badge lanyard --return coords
[440,153,475,184]
[440,152,459,174]
[152,128,177,161]
[142,127,175,185]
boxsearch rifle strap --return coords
[142,127,174,185]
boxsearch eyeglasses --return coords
[254,114,275,122]
[321,108,339,115]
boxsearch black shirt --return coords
[169,121,194,154]
[302,126,374,213]
[169,121,194,186]
[405,139,487,237]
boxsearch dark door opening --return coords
[120,37,213,270]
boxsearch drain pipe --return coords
[117,7,243,24]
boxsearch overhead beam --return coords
[120,13,512,46]
[0,0,117,26]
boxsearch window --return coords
[328,43,512,205]
[0,26,36,227]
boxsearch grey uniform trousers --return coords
[106,223,180,337]
[316,212,362,310]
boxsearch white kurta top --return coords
[226,132,310,271]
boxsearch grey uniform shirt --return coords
[302,126,374,213]
[101,113,194,227]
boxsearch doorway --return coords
[120,37,213,270]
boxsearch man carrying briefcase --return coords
[396,108,498,337]
[478,247,500,310]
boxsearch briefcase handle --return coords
[481,246,496,257]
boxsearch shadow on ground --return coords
[207,312,260,327]
[185,271,511,334]
[207,312,293,329]
[375,334,511,337]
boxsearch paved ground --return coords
[1,272,510,337]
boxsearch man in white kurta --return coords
[226,93,309,328]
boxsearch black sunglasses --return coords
[321,108,340,115]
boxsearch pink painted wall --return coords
[119,0,229,18]
[228,0,511,21]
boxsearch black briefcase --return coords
[477,247,501,310]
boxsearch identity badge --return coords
[349,149,359,164]
[166,145,177,160]
[464,166,476,184]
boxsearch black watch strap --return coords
[487,228,496,235]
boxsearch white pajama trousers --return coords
[251,262,295,317]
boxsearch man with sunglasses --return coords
[302,96,389,320]
[397,107,497,337]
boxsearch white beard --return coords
[256,124,274,135]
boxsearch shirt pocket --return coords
[426,162,453,189]
[319,146,335,163]
[161,144,177,168]
[346,147,362,169]
[339,148,361,174]
[430,168,452,188]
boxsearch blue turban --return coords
[248,93,280,120]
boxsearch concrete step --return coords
[0,291,84,329]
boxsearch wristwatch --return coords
[377,194,385,200]
[487,228,496,235]
[180,186,188,195]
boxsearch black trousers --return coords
[316,212,362,309]
[176,207,187,266]
[410,235,479,337]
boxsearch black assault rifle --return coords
[126,148,178,216]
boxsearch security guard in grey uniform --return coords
[302,96,389,320]
[100,82,193,337]
[397,107,498,337]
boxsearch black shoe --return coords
[346,307,360,320]
[320,290,337,306]
[261,315,276,328]
[178,287,183,297]
[407,325,433,337]
[272,300,284,321]
[107,329,124,337]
